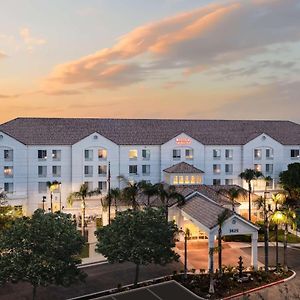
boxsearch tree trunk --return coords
[184,235,188,279]
[218,228,222,275]
[275,224,279,272]
[147,195,150,207]
[165,205,169,222]
[134,263,140,286]
[108,197,111,225]
[264,221,269,272]
[32,285,37,300]
[114,197,117,214]
[248,182,251,221]
[284,223,288,272]
[81,198,85,237]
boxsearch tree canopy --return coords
[95,207,179,285]
[0,209,86,299]
[279,163,300,200]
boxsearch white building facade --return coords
[0,118,299,215]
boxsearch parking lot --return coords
[95,281,202,300]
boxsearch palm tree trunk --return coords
[284,223,288,272]
[275,223,279,272]
[114,197,117,214]
[218,228,222,275]
[32,285,37,300]
[264,220,269,272]
[108,197,111,225]
[248,182,251,221]
[134,263,140,286]
[81,198,85,237]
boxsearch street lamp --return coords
[272,210,284,272]
[42,196,46,212]
[179,227,190,279]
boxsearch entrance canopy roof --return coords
[163,162,204,174]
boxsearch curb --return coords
[78,260,108,269]
[222,270,296,300]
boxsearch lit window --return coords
[266,148,274,159]
[196,176,202,184]
[184,176,190,184]
[142,165,150,175]
[98,165,107,176]
[173,149,181,160]
[98,149,107,160]
[129,150,138,160]
[291,149,300,158]
[254,149,262,160]
[185,149,194,160]
[4,182,13,193]
[129,165,138,175]
[52,150,61,161]
[213,179,221,186]
[52,166,61,177]
[190,176,195,184]
[4,149,13,161]
[38,182,47,193]
[38,166,47,177]
[225,149,233,160]
[213,164,221,174]
[254,164,262,172]
[173,176,178,185]
[265,164,273,174]
[4,166,13,178]
[38,150,47,160]
[85,150,93,161]
[225,179,233,185]
[225,164,233,174]
[213,149,221,159]
[84,166,93,177]
[142,149,150,160]
[179,176,184,184]
[98,181,107,191]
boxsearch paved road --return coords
[238,246,300,300]
[0,261,182,300]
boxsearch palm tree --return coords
[118,176,142,210]
[217,209,231,275]
[239,169,263,221]
[67,183,101,236]
[140,181,157,206]
[0,188,8,206]
[46,180,61,212]
[217,187,246,211]
[110,188,121,215]
[154,183,185,222]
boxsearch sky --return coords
[0,0,300,123]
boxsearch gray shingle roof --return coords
[163,162,204,174]
[0,118,299,145]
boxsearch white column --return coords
[251,231,258,270]
[208,232,215,272]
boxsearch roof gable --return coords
[163,162,204,174]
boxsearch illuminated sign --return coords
[176,138,192,145]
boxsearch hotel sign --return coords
[229,229,239,233]
[176,138,192,145]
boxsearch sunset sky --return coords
[0,0,300,123]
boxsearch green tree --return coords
[217,209,231,275]
[140,181,157,206]
[67,183,101,236]
[154,183,185,221]
[0,189,8,207]
[110,188,121,214]
[46,180,61,212]
[239,169,263,221]
[0,210,86,300]
[279,163,300,200]
[95,208,179,286]
[217,187,247,211]
[0,206,22,232]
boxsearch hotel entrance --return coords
[182,217,208,240]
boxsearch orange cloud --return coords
[44,0,300,93]
[19,27,46,53]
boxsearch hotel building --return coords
[0,117,299,217]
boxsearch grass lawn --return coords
[258,229,300,243]
[80,243,89,258]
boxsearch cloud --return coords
[0,51,7,59]
[19,27,46,53]
[44,0,300,92]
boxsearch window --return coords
[52,166,61,177]
[52,150,61,161]
[129,150,138,160]
[254,164,262,172]
[98,165,107,176]
[38,182,47,193]
[213,149,221,159]
[129,165,138,175]
[142,149,150,160]
[38,150,47,160]
[142,165,150,175]
[4,183,13,193]
[225,149,233,160]
[179,176,184,184]
[225,164,233,174]
[225,179,233,185]
[184,176,190,184]
[98,181,107,191]
[4,149,13,161]
[98,149,107,160]
[266,148,274,159]
[213,164,221,174]
[84,166,93,177]
[85,149,93,161]
[213,179,221,185]
[173,149,181,160]
[265,164,273,174]
[185,149,194,160]
[4,166,13,178]
[84,181,93,191]
[291,149,300,158]
[173,176,178,185]
[38,166,47,177]
[254,149,262,160]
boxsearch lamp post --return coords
[179,227,190,279]
[42,196,46,212]
[272,209,284,272]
